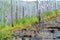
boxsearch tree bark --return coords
[11,0,14,27]
[16,1,18,24]
[22,7,24,18]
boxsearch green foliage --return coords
[13,10,60,28]
[14,16,38,28]
[0,28,13,40]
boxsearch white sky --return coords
[16,0,60,1]
[23,0,36,1]
[22,0,46,1]
[22,0,60,1]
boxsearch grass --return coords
[12,9,60,29]
[13,16,38,28]
[0,26,13,40]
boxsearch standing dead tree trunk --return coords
[22,6,24,18]
[38,9,40,24]
[37,0,40,26]
[2,1,5,27]
[11,0,14,27]
[37,0,45,32]
[16,1,18,24]
[55,1,56,10]
[36,0,41,32]
[47,0,49,11]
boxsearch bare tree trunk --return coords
[37,0,40,25]
[16,1,18,24]
[2,1,5,27]
[32,6,35,16]
[37,0,45,32]
[11,0,14,27]
[55,1,56,9]
[55,1,57,16]
[22,7,24,18]
[36,0,41,32]
[38,9,40,23]
[47,0,49,11]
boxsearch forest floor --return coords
[13,16,60,40]
[44,16,60,27]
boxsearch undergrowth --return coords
[0,10,60,40]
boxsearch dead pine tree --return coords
[22,6,24,18]
[55,1,56,9]
[47,0,49,11]
[11,0,14,27]
[37,0,45,32]
[38,9,41,27]
[55,1,57,16]
[32,5,35,16]
[16,1,18,24]
[2,1,5,27]
[36,0,41,32]
[38,9,41,32]
[37,0,41,24]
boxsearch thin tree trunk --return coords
[11,0,14,27]
[16,1,18,24]
[2,1,5,27]
[22,7,24,18]
[37,0,40,25]
[55,1,56,9]
[47,0,49,11]
[38,9,40,23]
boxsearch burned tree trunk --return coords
[22,7,24,18]
[16,1,18,24]
[38,9,40,23]
[37,0,45,32]
[11,0,14,27]
[55,1,56,10]
[47,0,49,11]
[37,0,41,26]
[2,1,5,27]
[36,0,41,32]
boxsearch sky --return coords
[22,0,60,1]
[23,0,36,1]
[15,0,60,1]
[22,0,45,1]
